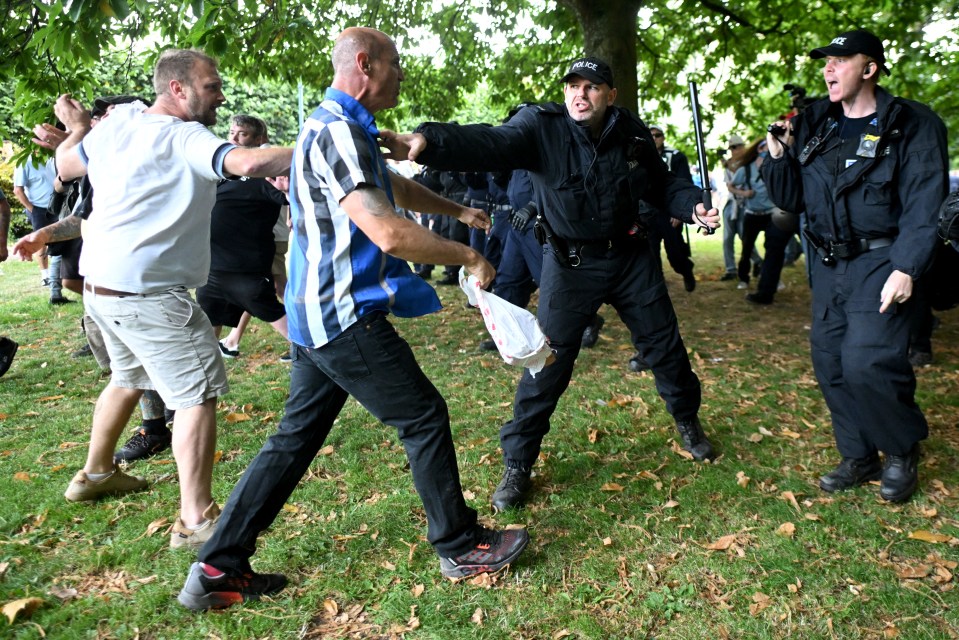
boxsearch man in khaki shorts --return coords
[50,48,292,549]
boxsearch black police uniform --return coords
[416,103,706,469]
[762,86,948,459]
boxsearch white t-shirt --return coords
[77,103,233,292]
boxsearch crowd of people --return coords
[1,25,955,613]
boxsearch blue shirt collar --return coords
[324,87,379,137]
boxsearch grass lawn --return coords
[1,236,957,639]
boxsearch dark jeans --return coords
[495,225,542,308]
[738,213,773,284]
[755,221,793,299]
[200,312,479,573]
[809,250,928,458]
[648,215,693,277]
[499,241,701,466]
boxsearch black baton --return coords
[688,80,715,235]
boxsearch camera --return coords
[767,123,787,137]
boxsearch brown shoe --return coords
[64,466,148,502]
[171,502,221,550]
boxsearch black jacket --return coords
[762,86,948,278]
[415,103,700,242]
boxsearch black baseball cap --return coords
[561,57,615,88]
[91,95,151,118]
[809,29,890,76]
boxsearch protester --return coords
[177,27,528,612]
[764,29,948,502]
[48,49,293,550]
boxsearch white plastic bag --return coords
[459,268,554,376]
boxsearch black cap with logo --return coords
[809,29,890,76]
[561,57,615,88]
[91,95,151,118]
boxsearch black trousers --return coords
[200,312,479,573]
[809,249,928,458]
[499,241,702,466]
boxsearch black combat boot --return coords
[879,444,920,503]
[675,417,714,461]
[818,453,882,493]
[491,465,533,512]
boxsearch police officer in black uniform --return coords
[763,29,949,503]
[382,56,719,511]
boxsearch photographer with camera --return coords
[763,29,949,503]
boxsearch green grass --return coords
[1,237,958,639]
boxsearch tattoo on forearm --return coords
[358,186,395,218]
[45,216,83,243]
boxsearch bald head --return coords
[332,27,388,77]
[330,27,403,114]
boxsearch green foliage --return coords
[1,0,957,164]
[0,158,31,238]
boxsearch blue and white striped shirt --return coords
[285,88,441,348]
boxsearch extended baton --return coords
[688,80,714,235]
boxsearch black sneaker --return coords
[720,272,737,281]
[218,340,239,359]
[819,454,882,493]
[675,417,715,461]
[908,350,932,367]
[178,562,288,611]
[71,343,94,358]
[114,427,172,463]
[491,465,533,512]
[439,526,529,579]
[436,273,459,285]
[580,315,605,349]
[0,337,18,377]
[50,295,75,305]
[745,292,774,305]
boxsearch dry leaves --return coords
[776,522,796,538]
[908,530,956,544]
[3,597,43,624]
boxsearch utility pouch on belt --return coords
[534,213,570,266]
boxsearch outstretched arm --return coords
[388,172,490,231]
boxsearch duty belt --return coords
[567,236,640,266]
[829,237,894,259]
[492,204,512,212]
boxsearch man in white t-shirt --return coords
[51,48,293,550]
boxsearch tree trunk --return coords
[560,0,643,113]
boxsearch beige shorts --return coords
[84,287,229,410]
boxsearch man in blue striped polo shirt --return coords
[179,27,529,611]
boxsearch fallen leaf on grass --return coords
[663,500,679,509]
[411,584,424,598]
[38,395,64,402]
[749,592,771,616]
[736,471,750,488]
[3,597,43,623]
[212,450,223,464]
[471,607,484,626]
[746,433,763,443]
[670,440,694,460]
[705,534,736,551]
[897,564,932,579]
[601,482,624,492]
[224,412,250,423]
[776,522,796,538]
[144,518,169,537]
[758,427,774,437]
[909,530,955,544]
[553,630,572,639]
[318,445,334,456]
[780,428,802,439]
[13,472,30,482]
[49,586,78,602]
[781,491,801,513]
[602,537,613,546]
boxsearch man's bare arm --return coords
[341,185,494,287]
[222,147,293,179]
[389,173,490,231]
[11,215,83,261]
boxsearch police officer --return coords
[764,29,948,503]
[383,56,719,511]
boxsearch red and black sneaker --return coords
[177,562,287,611]
[439,526,529,579]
